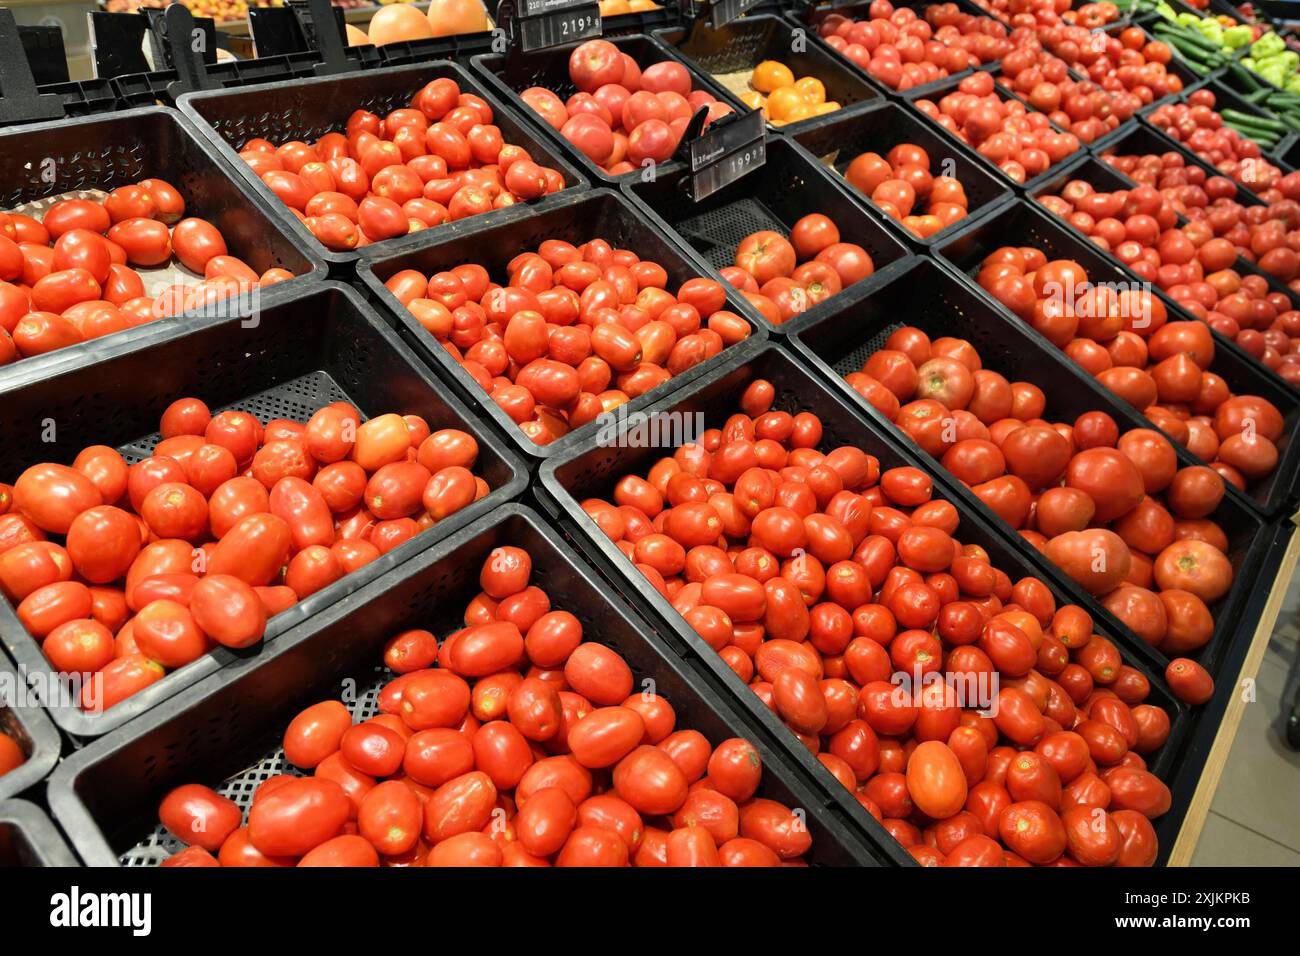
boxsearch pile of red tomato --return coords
[235,77,568,252]
[717,217,874,324]
[0,400,486,712]
[1040,25,1183,107]
[1038,174,1300,388]
[521,40,734,175]
[973,0,1120,31]
[578,378,1190,865]
[1,179,292,367]
[815,0,1013,93]
[914,72,1082,183]
[155,546,808,867]
[0,730,22,777]
[852,328,1238,660]
[1147,89,1285,196]
[997,44,1133,144]
[975,247,1288,487]
[845,143,971,238]
[381,238,750,446]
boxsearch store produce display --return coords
[811,1,1014,93]
[541,344,1199,865]
[625,136,910,330]
[517,39,738,175]
[843,141,975,238]
[793,102,1013,247]
[995,45,1133,145]
[177,63,584,267]
[0,108,320,377]
[50,506,879,867]
[5,0,1300,873]
[1036,155,1300,389]
[382,235,748,445]
[936,201,1299,515]
[970,0,1122,29]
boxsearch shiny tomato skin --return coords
[248,777,351,857]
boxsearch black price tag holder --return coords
[0,9,66,125]
[498,0,603,54]
[143,5,221,97]
[19,24,70,87]
[707,0,762,28]
[249,0,352,75]
[89,12,153,79]
[674,105,765,202]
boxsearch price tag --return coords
[517,2,602,52]
[709,0,762,28]
[686,108,766,201]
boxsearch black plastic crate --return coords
[786,0,1001,100]
[0,105,325,387]
[537,339,1195,865]
[0,281,527,741]
[653,14,882,135]
[622,135,912,329]
[785,256,1274,682]
[0,648,61,801]
[789,98,1016,248]
[934,199,1300,517]
[470,32,754,186]
[355,187,768,463]
[0,801,77,866]
[47,503,888,867]
[903,71,1086,194]
[175,61,587,271]
[1032,151,1300,391]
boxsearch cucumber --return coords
[1154,24,1223,55]
[1229,61,1266,92]
[1222,108,1289,133]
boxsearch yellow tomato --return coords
[766,86,808,122]
[795,76,826,105]
[752,60,795,94]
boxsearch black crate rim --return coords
[0,646,61,801]
[0,799,78,866]
[0,279,529,740]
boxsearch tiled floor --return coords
[1191,549,1300,867]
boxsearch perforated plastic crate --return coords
[0,105,324,386]
[789,99,1016,248]
[356,187,768,462]
[0,281,527,740]
[0,647,61,800]
[176,61,587,270]
[48,504,889,867]
[653,13,881,134]
[622,135,912,329]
